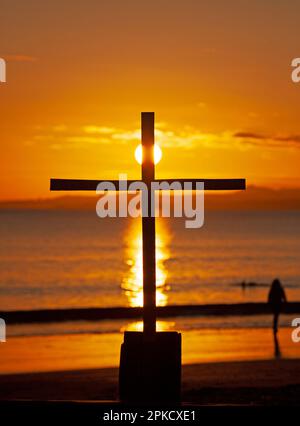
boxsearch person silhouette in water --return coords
[268,278,287,334]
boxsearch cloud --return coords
[3,55,37,62]
[32,124,218,150]
[276,135,300,144]
[52,125,67,132]
[82,126,206,148]
[83,126,117,135]
[31,122,300,152]
[234,131,300,148]
[234,132,266,140]
[66,136,111,144]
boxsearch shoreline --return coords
[2,302,300,324]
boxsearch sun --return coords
[135,144,162,165]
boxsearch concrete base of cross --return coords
[119,331,181,404]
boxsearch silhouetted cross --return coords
[50,112,246,336]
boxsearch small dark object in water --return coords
[240,281,257,288]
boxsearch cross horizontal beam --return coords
[50,178,246,191]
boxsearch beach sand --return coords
[0,359,300,405]
[1,324,300,405]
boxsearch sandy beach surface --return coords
[1,321,300,406]
[0,359,300,405]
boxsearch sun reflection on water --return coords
[121,320,175,333]
[122,219,170,308]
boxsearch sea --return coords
[1,210,300,311]
[1,210,300,372]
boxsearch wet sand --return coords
[1,325,299,373]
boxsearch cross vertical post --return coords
[141,112,156,336]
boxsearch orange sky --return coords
[1,0,300,200]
